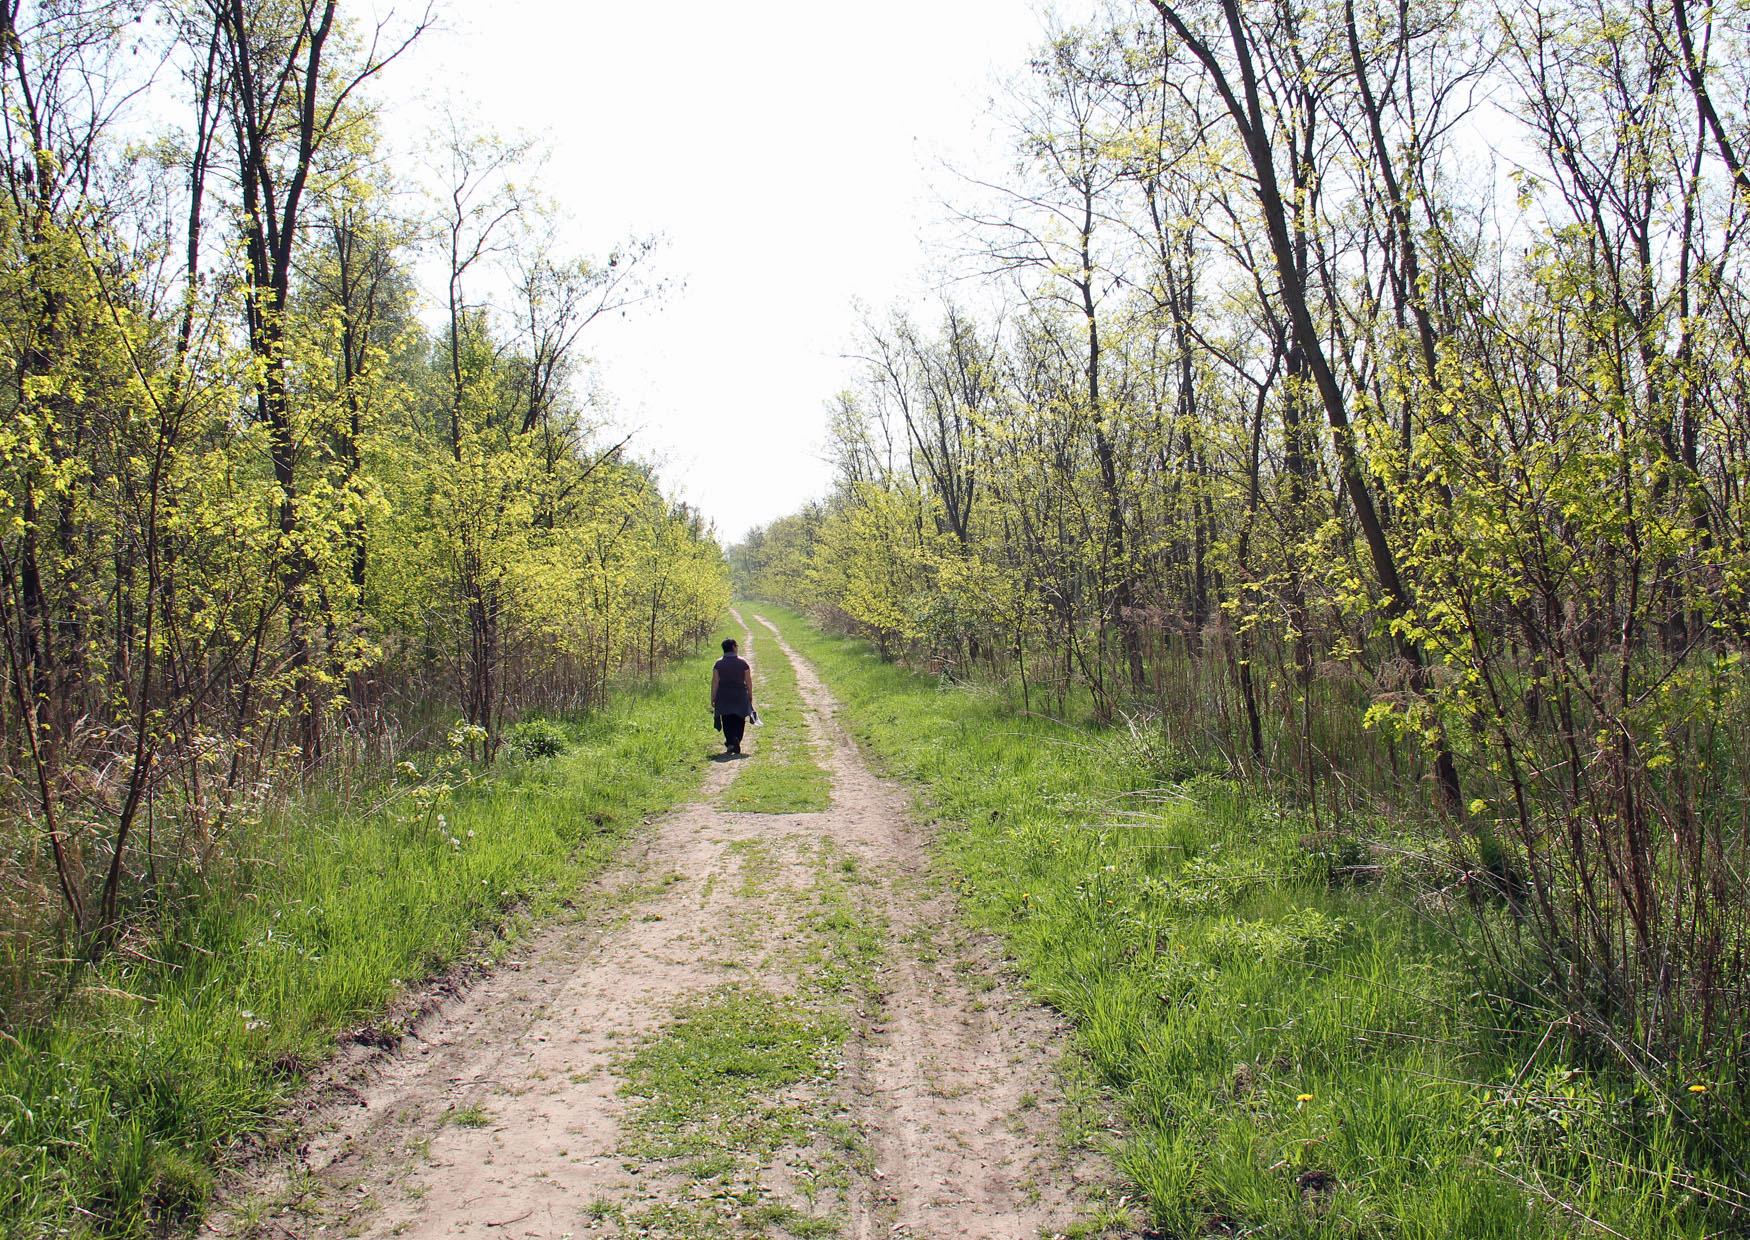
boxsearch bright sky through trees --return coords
[380,0,1076,540]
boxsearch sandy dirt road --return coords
[210,612,1123,1239]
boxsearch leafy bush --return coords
[506,718,566,761]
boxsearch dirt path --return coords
[210,612,1121,1239]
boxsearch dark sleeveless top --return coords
[713,655,751,716]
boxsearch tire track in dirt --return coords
[208,611,1122,1239]
[749,615,1113,1240]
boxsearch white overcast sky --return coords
[375,0,1085,544]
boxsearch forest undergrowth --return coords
[0,637,725,1239]
[758,604,1748,1239]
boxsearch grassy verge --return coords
[718,609,831,814]
[754,602,1739,1240]
[0,638,725,1239]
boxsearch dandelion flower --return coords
[1689,1084,1709,1094]
[1297,1093,1315,1103]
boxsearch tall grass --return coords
[758,603,1747,1238]
[0,638,724,1238]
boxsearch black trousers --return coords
[722,713,747,750]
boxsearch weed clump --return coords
[1106,713,1227,785]
[506,718,566,761]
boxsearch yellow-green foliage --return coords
[0,82,729,956]
[730,5,1750,1075]
[1,23,731,1234]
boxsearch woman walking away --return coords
[711,637,754,756]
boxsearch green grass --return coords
[718,610,831,814]
[622,985,842,1167]
[754,602,1746,1240]
[444,1104,494,1129]
[0,637,726,1238]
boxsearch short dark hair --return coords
[721,637,738,653]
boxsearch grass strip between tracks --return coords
[608,839,879,1237]
[717,608,831,814]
